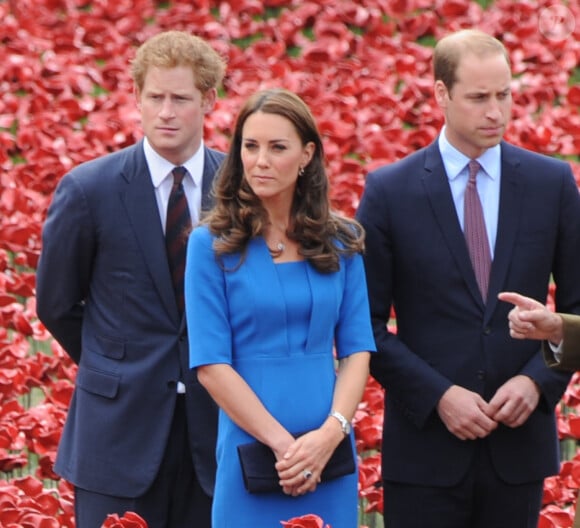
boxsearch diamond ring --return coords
[303,469,313,480]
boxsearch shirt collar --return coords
[438,126,501,181]
[143,137,205,188]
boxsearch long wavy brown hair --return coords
[203,88,364,273]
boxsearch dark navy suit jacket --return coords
[36,140,223,497]
[356,140,580,486]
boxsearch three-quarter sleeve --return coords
[185,226,233,368]
[334,252,376,359]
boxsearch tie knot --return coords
[468,160,480,183]
[172,166,186,186]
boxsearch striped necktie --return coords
[464,160,491,301]
[165,166,192,315]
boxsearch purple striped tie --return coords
[166,166,192,315]
[464,160,491,301]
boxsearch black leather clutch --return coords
[237,433,355,493]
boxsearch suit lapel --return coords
[422,143,484,307]
[120,144,225,324]
[120,142,178,320]
[485,143,522,318]
[201,147,224,212]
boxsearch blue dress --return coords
[185,226,376,528]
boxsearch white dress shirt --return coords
[438,127,501,259]
[143,138,205,393]
[143,137,204,232]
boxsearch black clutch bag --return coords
[237,432,355,493]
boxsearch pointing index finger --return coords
[497,291,530,308]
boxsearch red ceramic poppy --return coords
[281,513,330,528]
[2,1,580,525]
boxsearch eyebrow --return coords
[467,87,511,96]
[242,137,292,143]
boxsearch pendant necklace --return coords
[276,241,286,252]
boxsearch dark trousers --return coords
[383,440,543,528]
[75,395,212,528]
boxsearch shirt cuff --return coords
[548,340,563,362]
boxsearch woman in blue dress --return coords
[185,88,375,527]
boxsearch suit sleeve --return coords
[36,173,95,363]
[543,313,580,371]
[518,165,580,406]
[356,171,453,428]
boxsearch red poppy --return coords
[101,512,149,528]
[281,513,331,528]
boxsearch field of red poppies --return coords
[1,0,579,526]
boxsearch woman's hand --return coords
[275,426,344,496]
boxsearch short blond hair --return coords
[130,30,226,93]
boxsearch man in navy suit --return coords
[356,29,580,527]
[36,31,226,527]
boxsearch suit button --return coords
[477,370,485,380]
[483,327,492,335]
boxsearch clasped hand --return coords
[274,429,341,496]
[437,375,540,441]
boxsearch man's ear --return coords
[434,80,449,108]
[134,86,142,111]
[202,88,217,114]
